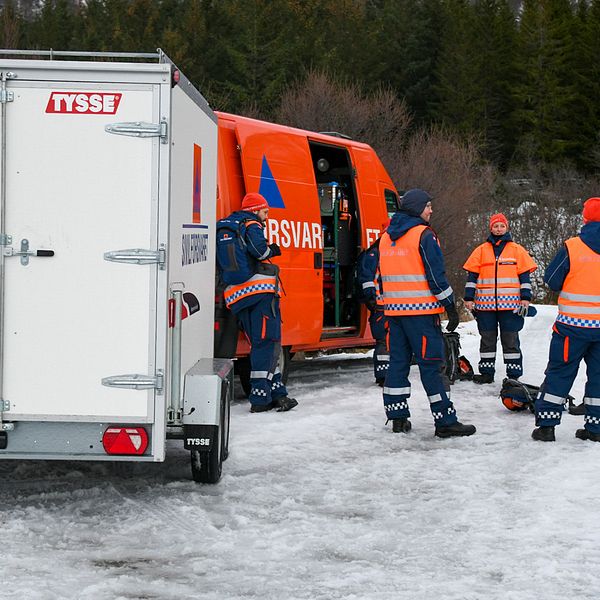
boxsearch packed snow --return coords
[1,305,599,600]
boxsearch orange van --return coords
[214,112,399,391]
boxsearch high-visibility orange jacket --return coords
[463,241,537,311]
[223,273,277,309]
[379,225,445,316]
[557,237,600,328]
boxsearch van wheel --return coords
[279,346,292,385]
[236,357,251,397]
[190,389,229,483]
[237,347,292,398]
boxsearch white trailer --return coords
[0,50,231,483]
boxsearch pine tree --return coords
[513,0,580,166]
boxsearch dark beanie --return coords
[400,189,432,217]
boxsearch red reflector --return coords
[102,427,148,455]
[214,320,220,331]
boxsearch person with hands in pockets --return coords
[378,188,475,438]
[216,192,298,414]
[463,213,537,384]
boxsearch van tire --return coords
[190,386,229,483]
[237,346,292,398]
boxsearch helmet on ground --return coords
[501,396,527,412]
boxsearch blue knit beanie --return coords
[400,189,432,217]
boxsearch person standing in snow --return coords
[216,192,298,413]
[463,214,537,384]
[378,189,476,437]
[532,197,600,442]
[357,220,390,386]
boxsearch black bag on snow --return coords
[443,332,474,384]
[216,216,257,285]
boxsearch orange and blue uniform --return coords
[217,210,287,408]
[463,233,537,378]
[535,221,600,434]
[378,212,459,426]
[357,238,389,384]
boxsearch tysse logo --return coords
[46,92,122,114]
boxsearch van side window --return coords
[385,189,399,216]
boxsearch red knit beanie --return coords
[241,192,269,212]
[489,213,508,230]
[582,197,600,223]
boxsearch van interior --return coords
[309,141,361,338]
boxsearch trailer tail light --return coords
[102,427,148,455]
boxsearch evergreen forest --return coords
[2,0,600,298]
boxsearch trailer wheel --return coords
[190,388,229,483]
[237,347,292,398]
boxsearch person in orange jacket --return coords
[532,197,600,442]
[379,189,476,437]
[463,214,537,383]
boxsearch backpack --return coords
[216,215,258,286]
[443,332,474,384]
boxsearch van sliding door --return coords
[234,122,323,347]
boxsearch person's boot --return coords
[274,397,298,412]
[531,426,555,441]
[250,402,275,413]
[575,428,600,442]
[473,373,494,384]
[392,418,412,433]
[435,422,476,438]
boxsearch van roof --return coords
[215,111,374,151]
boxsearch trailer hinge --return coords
[101,370,164,391]
[105,120,168,143]
[0,233,12,245]
[104,248,166,269]
[1,399,10,411]
[0,90,14,103]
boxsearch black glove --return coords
[445,303,459,332]
[365,296,378,312]
[268,243,282,257]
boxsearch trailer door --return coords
[234,122,323,346]
[0,76,164,425]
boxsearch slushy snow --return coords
[1,305,599,600]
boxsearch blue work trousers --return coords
[535,322,600,433]
[475,309,524,378]
[383,314,457,426]
[369,308,389,383]
[237,295,288,407]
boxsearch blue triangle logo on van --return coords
[258,155,285,208]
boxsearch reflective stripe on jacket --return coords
[557,237,600,328]
[224,273,277,308]
[379,225,444,316]
[463,241,536,311]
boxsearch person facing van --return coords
[216,192,298,413]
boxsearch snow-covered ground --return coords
[1,305,599,600]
